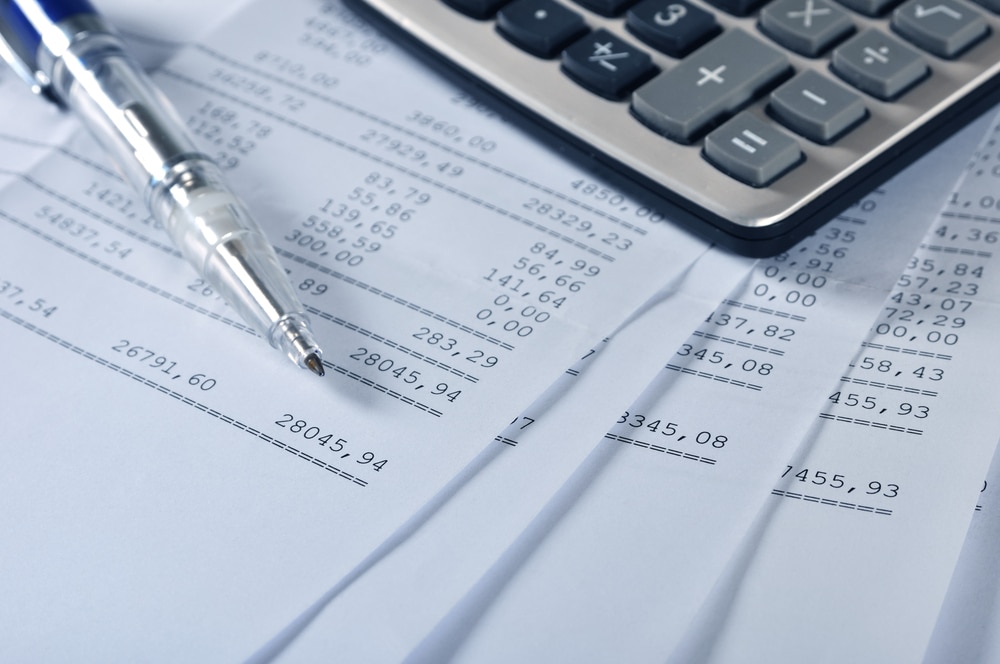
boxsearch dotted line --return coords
[692,330,785,356]
[771,489,891,515]
[304,307,479,384]
[279,249,515,351]
[920,243,992,258]
[189,46,647,236]
[818,412,923,435]
[861,341,952,360]
[22,175,177,255]
[722,299,806,322]
[834,214,869,226]
[326,363,443,417]
[664,364,763,391]
[0,209,257,338]
[604,433,716,464]
[940,211,1000,225]
[0,307,367,487]
[164,69,617,263]
[838,376,937,397]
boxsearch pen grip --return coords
[0,0,97,65]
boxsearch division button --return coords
[562,28,657,99]
[631,29,790,142]
[831,29,928,99]
[891,0,988,57]
[770,70,867,142]
[705,112,802,185]
[497,0,588,58]
[759,0,855,56]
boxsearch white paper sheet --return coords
[0,0,738,660]
[669,110,1000,664]
[359,117,988,663]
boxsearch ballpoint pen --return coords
[0,0,326,376]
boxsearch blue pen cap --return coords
[0,0,97,64]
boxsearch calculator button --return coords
[704,112,802,185]
[443,0,511,19]
[497,0,588,57]
[625,0,721,57]
[759,0,855,56]
[571,0,639,15]
[703,0,766,17]
[562,29,658,98]
[891,0,989,57]
[831,29,928,99]
[631,29,790,142]
[770,70,867,141]
[835,0,901,17]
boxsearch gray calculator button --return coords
[760,0,855,56]
[770,70,867,141]
[631,29,790,141]
[704,112,802,185]
[892,0,988,57]
[831,29,928,99]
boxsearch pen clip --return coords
[0,16,52,99]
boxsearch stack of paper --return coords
[2,1,1000,661]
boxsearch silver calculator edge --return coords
[344,0,1000,256]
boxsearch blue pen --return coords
[0,0,326,375]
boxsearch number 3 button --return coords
[626,0,722,57]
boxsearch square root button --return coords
[704,112,803,186]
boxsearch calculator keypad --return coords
[350,0,1000,253]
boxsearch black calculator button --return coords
[759,0,855,56]
[497,0,589,57]
[562,29,658,98]
[703,0,768,17]
[443,0,512,19]
[571,0,640,16]
[835,0,903,17]
[625,0,722,57]
[632,29,790,141]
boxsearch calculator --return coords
[345,0,1000,255]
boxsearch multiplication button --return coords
[831,29,928,99]
[770,70,867,142]
[704,112,802,186]
[892,0,988,57]
[759,0,855,56]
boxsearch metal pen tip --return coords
[305,352,325,377]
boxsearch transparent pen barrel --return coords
[151,164,312,352]
[48,26,320,365]
[52,32,197,194]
